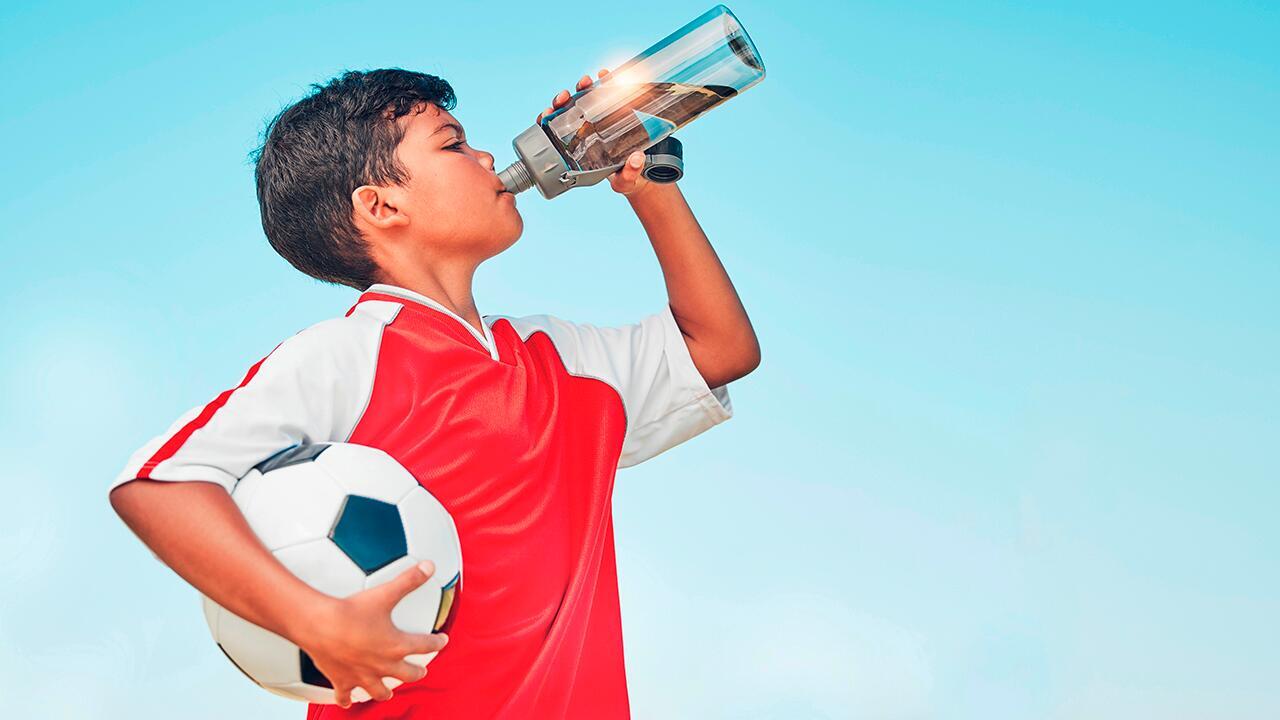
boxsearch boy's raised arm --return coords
[544,72,760,390]
[626,181,761,388]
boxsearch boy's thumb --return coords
[382,560,435,603]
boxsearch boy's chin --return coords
[482,222,523,258]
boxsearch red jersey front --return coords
[111,282,734,718]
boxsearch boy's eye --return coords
[446,141,465,151]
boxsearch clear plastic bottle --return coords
[499,4,766,199]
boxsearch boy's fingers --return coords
[541,71,609,121]
[388,660,428,684]
[334,684,352,708]
[402,631,449,656]
[361,676,393,702]
[611,152,647,194]
[377,560,434,607]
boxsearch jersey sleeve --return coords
[109,311,389,496]
[495,304,733,468]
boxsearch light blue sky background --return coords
[2,1,1277,718]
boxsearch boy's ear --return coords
[351,185,410,231]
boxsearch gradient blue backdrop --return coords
[2,1,1277,718]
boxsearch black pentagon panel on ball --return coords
[254,442,331,474]
[299,648,334,689]
[329,495,408,574]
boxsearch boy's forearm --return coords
[627,182,760,387]
[109,479,336,644]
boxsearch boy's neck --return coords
[379,263,483,336]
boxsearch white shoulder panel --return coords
[110,302,400,496]
[486,305,732,468]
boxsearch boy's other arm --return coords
[627,182,761,388]
[109,479,448,708]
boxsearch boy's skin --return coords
[109,69,759,709]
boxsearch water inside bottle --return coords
[543,80,736,172]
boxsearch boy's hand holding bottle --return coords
[537,69,653,199]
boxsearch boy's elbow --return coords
[109,481,137,518]
[706,342,760,388]
[727,335,761,381]
[741,339,761,376]
[110,479,157,523]
[727,326,752,379]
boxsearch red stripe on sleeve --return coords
[136,343,283,479]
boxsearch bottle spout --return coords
[498,160,534,195]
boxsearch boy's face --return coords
[381,102,522,261]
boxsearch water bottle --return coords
[498,4,766,199]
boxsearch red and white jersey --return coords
[111,282,734,719]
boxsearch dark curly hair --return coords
[250,68,457,290]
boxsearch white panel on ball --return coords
[229,465,267,511]
[210,600,303,686]
[274,539,367,599]
[202,593,221,634]
[271,681,338,704]
[399,489,464,583]
[317,443,419,505]
[236,463,348,551]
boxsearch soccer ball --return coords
[202,442,462,704]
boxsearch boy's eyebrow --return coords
[432,122,465,137]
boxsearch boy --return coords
[109,67,759,719]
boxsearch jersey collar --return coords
[359,283,499,361]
